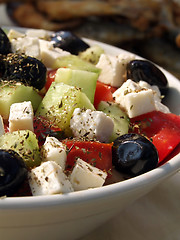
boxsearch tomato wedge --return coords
[33,116,65,146]
[130,111,180,164]
[94,81,117,109]
[45,69,57,91]
[62,139,113,176]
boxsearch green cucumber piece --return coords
[0,130,41,169]
[52,55,101,74]
[98,101,129,142]
[79,45,104,65]
[36,82,94,136]
[0,83,42,119]
[55,68,98,103]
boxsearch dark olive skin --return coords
[0,53,47,90]
[0,28,11,55]
[112,133,159,177]
[0,149,27,197]
[126,60,168,94]
[50,30,90,55]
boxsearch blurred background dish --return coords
[4,0,180,79]
[0,2,180,239]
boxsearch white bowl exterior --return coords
[0,30,179,240]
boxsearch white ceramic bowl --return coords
[0,30,180,240]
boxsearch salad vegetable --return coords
[112,133,159,176]
[0,27,179,197]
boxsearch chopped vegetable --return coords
[62,139,113,176]
[130,111,180,164]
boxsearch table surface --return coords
[82,172,180,240]
[1,4,180,240]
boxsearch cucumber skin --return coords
[98,101,130,142]
[0,83,42,119]
[79,45,105,65]
[0,130,41,169]
[52,55,101,74]
[55,68,98,103]
[36,82,95,136]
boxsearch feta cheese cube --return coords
[70,108,114,143]
[117,53,136,83]
[7,29,25,40]
[138,80,161,101]
[113,79,170,117]
[39,39,70,68]
[70,158,107,191]
[124,89,156,118]
[96,53,135,87]
[113,80,156,118]
[11,37,41,60]
[138,81,170,113]
[41,137,67,170]
[0,115,4,137]
[28,161,74,196]
[9,101,34,132]
[26,29,49,39]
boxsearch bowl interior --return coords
[0,28,180,209]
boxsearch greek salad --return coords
[0,27,179,197]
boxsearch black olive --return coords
[112,133,159,177]
[126,60,168,95]
[0,28,11,55]
[0,55,5,78]
[50,30,90,55]
[1,53,47,90]
[0,149,27,197]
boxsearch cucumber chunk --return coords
[79,45,104,65]
[36,82,95,136]
[98,101,129,142]
[0,130,41,169]
[55,68,98,103]
[52,55,101,74]
[0,83,42,119]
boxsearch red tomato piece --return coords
[33,116,64,146]
[45,69,57,91]
[130,111,180,164]
[161,143,180,165]
[94,81,117,109]
[62,139,113,176]
[3,121,9,133]
[152,127,180,164]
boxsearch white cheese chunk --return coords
[117,53,136,83]
[113,79,170,118]
[138,81,170,113]
[124,88,156,118]
[0,115,5,137]
[7,29,25,40]
[70,108,114,143]
[26,29,49,39]
[39,39,70,68]
[138,80,161,101]
[28,161,74,196]
[113,80,156,118]
[10,34,70,68]
[9,101,34,132]
[41,137,67,170]
[70,158,107,191]
[11,36,41,60]
[96,53,135,87]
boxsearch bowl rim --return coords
[0,27,180,209]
